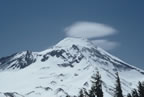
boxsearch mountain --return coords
[0,37,144,97]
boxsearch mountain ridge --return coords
[0,37,143,97]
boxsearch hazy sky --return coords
[0,0,144,69]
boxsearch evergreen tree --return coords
[137,81,144,97]
[83,89,88,97]
[78,89,84,97]
[114,72,123,97]
[66,95,70,97]
[84,89,91,97]
[88,86,95,97]
[132,89,139,97]
[127,93,132,97]
[83,87,95,97]
[90,71,103,97]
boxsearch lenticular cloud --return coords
[65,21,117,39]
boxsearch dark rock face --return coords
[41,45,84,68]
[41,49,66,62]
[0,51,36,70]
[36,86,52,91]
[3,92,24,97]
[0,53,17,69]
[4,92,15,97]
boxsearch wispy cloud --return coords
[64,21,117,39]
[64,21,119,51]
[92,40,119,50]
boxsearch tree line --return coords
[74,71,144,97]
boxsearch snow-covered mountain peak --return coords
[55,37,94,48]
[0,37,144,97]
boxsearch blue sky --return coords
[0,0,144,69]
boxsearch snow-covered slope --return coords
[0,37,144,97]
